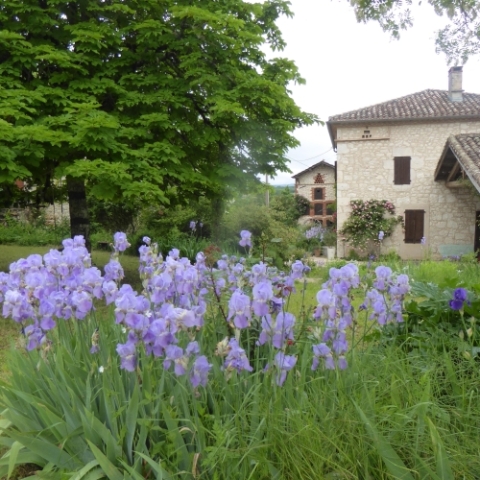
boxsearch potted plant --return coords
[304,223,324,256]
[321,229,337,260]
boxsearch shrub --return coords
[341,199,402,248]
[0,217,70,246]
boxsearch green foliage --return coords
[0,217,70,246]
[222,194,303,265]
[382,280,480,357]
[341,199,402,248]
[0,0,317,217]
[88,197,141,235]
[140,199,213,240]
[270,188,306,226]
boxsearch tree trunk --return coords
[66,176,91,251]
[211,195,224,243]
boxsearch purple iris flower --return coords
[24,323,46,351]
[224,338,253,373]
[239,230,252,248]
[113,232,130,252]
[312,343,333,371]
[258,312,295,348]
[116,341,137,372]
[449,288,468,310]
[190,355,212,387]
[164,345,188,376]
[290,260,306,280]
[228,290,251,328]
[71,291,93,319]
[273,352,297,386]
[252,281,273,316]
[104,260,124,283]
[189,221,197,231]
[378,231,384,241]
[373,266,392,291]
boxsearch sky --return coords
[267,0,480,185]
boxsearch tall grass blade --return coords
[426,417,454,480]
[353,401,415,480]
[161,404,191,473]
[124,383,139,464]
[136,452,174,480]
[7,440,22,479]
[70,459,100,480]
[6,431,79,470]
[86,440,123,480]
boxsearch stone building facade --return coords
[327,67,480,260]
[292,160,336,226]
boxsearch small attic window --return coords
[362,127,372,139]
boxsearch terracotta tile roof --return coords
[291,160,334,178]
[328,89,480,123]
[448,134,480,190]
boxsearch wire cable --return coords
[287,147,334,168]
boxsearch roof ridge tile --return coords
[328,89,480,122]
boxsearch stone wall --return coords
[295,163,336,226]
[336,119,480,259]
[43,202,70,226]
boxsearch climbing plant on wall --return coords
[340,199,403,248]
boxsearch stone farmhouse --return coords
[292,160,336,226]
[327,66,480,260]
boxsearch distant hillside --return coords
[273,185,294,193]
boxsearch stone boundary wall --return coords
[0,202,70,227]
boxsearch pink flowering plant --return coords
[0,230,411,477]
[340,199,402,249]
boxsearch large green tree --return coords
[349,0,480,63]
[0,0,316,247]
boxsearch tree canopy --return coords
[349,0,480,63]
[0,0,316,232]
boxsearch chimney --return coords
[448,66,463,102]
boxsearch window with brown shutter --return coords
[313,188,323,200]
[314,203,324,216]
[404,210,424,243]
[394,157,411,185]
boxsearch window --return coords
[313,188,323,200]
[394,157,411,185]
[314,203,324,216]
[404,210,424,243]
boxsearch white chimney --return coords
[448,66,463,102]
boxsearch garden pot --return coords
[313,248,321,257]
[322,246,336,260]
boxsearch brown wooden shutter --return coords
[314,203,324,215]
[394,157,411,185]
[405,210,424,243]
